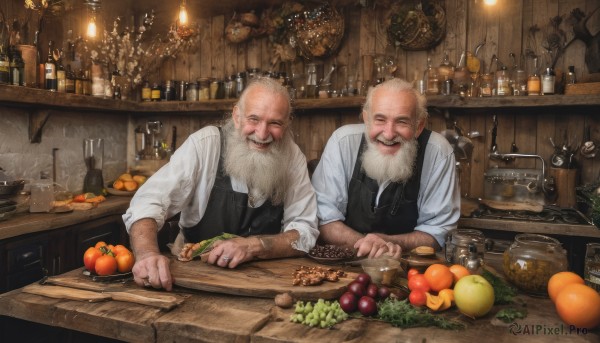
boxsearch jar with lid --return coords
[186,82,198,101]
[198,78,210,101]
[151,83,161,101]
[209,79,219,99]
[503,233,567,296]
[445,229,486,265]
[479,73,493,97]
[141,81,152,101]
[235,73,245,98]
[163,80,174,101]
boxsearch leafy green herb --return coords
[482,269,517,304]
[377,298,465,330]
[496,307,528,323]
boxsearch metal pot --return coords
[0,180,26,197]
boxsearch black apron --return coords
[181,129,284,243]
[344,129,431,234]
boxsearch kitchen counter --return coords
[0,196,131,240]
[0,261,598,342]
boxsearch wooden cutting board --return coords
[170,256,356,301]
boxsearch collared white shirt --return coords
[123,126,319,252]
[311,123,460,247]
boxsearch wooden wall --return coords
[3,0,600,199]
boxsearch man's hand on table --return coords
[354,233,402,260]
[205,236,261,269]
[132,252,173,291]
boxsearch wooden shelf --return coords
[2,85,599,115]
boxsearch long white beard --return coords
[222,121,291,205]
[361,133,418,184]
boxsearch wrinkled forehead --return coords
[367,88,418,120]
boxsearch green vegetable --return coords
[191,233,239,257]
[482,269,517,305]
[377,298,465,330]
[290,299,348,329]
[496,307,528,323]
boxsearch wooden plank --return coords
[211,15,226,79]
[536,111,556,171]
[513,111,538,169]
[470,112,488,198]
[199,17,213,78]
[171,257,355,301]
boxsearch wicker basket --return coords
[385,1,446,51]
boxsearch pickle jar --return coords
[503,233,568,296]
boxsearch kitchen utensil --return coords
[0,180,25,197]
[360,258,400,286]
[581,125,596,158]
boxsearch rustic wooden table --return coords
[1,260,598,343]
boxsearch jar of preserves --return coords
[198,78,210,101]
[503,233,568,296]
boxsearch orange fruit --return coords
[95,254,118,276]
[115,251,135,273]
[555,283,600,329]
[449,264,471,284]
[548,271,585,303]
[424,264,454,292]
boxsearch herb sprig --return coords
[377,298,466,330]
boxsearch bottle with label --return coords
[438,51,455,82]
[542,67,555,95]
[45,41,57,91]
[82,70,92,95]
[56,59,66,92]
[141,80,152,101]
[527,57,541,96]
[0,45,10,84]
[151,82,161,101]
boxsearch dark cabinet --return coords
[0,215,127,293]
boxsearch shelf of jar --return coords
[1,84,600,114]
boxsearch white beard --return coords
[222,121,292,205]
[361,133,418,184]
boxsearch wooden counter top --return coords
[0,196,131,240]
[1,263,598,342]
[458,217,600,239]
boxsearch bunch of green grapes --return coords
[289,299,349,329]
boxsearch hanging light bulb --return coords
[179,0,189,26]
[483,0,497,5]
[176,0,194,39]
[87,15,97,38]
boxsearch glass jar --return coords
[186,82,198,101]
[503,233,568,296]
[198,78,210,101]
[445,229,486,265]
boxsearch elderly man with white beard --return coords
[311,78,459,260]
[123,77,318,291]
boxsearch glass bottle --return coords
[438,51,455,82]
[75,69,83,95]
[141,80,152,101]
[495,66,511,96]
[9,47,24,86]
[0,45,10,84]
[424,57,440,95]
[503,233,568,296]
[306,63,318,98]
[479,73,493,97]
[453,51,469,97]
[566,66,576,84]
[56,61,66,92]
[527,57,541,96]
[82,70,92,95]
[542,67,555,95]
[45,41,57,91]
[151,82,161,101]
[65,65,75,93]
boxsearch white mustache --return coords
[375,134,403,145]
[248,133,274,144]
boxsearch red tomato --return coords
[409,290,427,307]
[408,274,431,293]
[95,255,118,276]
[83,247,103,272]
[115,251,135,273]
[407,268,420,280]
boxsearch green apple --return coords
[453,274,495,318]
